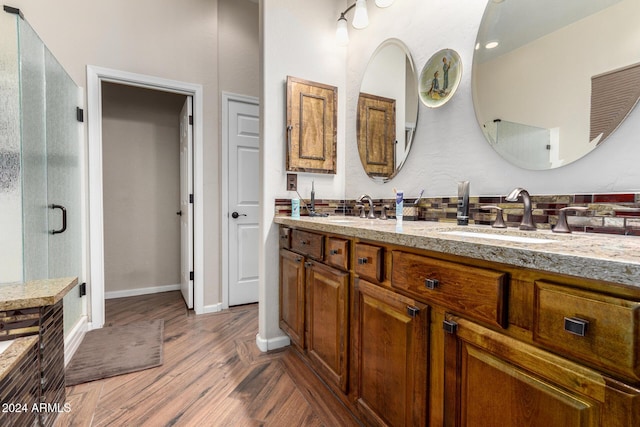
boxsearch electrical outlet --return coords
[287,173,297,191]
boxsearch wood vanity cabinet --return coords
[442,314,640,427]
[352,278,428,427]
[279,228,350,391]
[277,224,640,427]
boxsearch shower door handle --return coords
[50,204,67,234]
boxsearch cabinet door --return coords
[443,314,640,427]
[353,278,429,427]
[306,260,349,392]
[279,249,306,349]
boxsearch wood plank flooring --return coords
[55,291,361,426]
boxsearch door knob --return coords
[176,210,182,216]
[231,211,247,219]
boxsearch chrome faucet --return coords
[505,187,536,230]
[357,194,376,219]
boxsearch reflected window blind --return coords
[590,62,640,144]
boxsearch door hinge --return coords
[3,6,24,19]
[190,271,194,281]
[189,115,193,126]
[79,282,87,297]
[76,107,84,122]
[189,194,194,204]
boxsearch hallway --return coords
[56,292,359,426]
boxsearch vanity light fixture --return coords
[336,0,395,46]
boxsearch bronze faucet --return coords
[506,188,536,230]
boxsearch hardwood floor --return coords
[55,291,360,427]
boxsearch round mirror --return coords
[357,39,419,182]
[472,0,640,170]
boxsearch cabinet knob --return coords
[301,240,308,245]
[357,257,368,265]
[425,278,439,289]
[295,256,302,262]
[329,249,339,255]
[564,317,589,336]
[304,261,313,268]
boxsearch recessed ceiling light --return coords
[485,41,499,49]
[475,42,480,50]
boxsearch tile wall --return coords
[275,192,640,236]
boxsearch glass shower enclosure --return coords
[0,7,83,335]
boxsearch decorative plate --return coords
[419,48,462,108]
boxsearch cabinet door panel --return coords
[307,261,349,391]
[279,249,305,348]
[444,314,640,427]
[353,279,428,427]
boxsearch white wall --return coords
[344,0,640,199]
[259,0,347,349]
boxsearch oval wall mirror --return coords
[357,39,419,183]
[473,0,640,170]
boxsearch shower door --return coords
[44,47,83,331]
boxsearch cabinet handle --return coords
[425,278,439,289]
[564,317,589,337]
[406,306,420,317]
[443,320,458,334]
[329,249,339,255]
[357,257,368,265]
[280,234,288,239]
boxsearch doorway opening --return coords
[87,66,204,329]
[101,82,188,303]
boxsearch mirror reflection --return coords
[358,39,418,182]
[473,0,640,170]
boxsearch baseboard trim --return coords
[203,303,223,314]
[64,315,88,366]
[255,332,290,352]
[105,284,181,300]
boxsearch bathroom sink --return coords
[440,230,554,244]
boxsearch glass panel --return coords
[44,48,83,334]
[0,12,22,283]
[18,16,48,282]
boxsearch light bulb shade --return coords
[375,0,394,7]
[336,17,349,46]
[352,0,369,29]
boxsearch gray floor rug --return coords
[66,319,164,386]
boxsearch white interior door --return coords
[180,97,194,308]
[228,97,260,306]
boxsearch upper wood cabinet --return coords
[357,92,396,178]
[286,76,337,174]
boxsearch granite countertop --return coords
[0,277,78,311]
[274,216,640,288]
[0,336,38,382]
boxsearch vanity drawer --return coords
[279,227,291,249]
[325,237,349,271]
[354,243,384,283]
[391,251,508,328]
[533,281,640,381]
[291,229,324,260]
